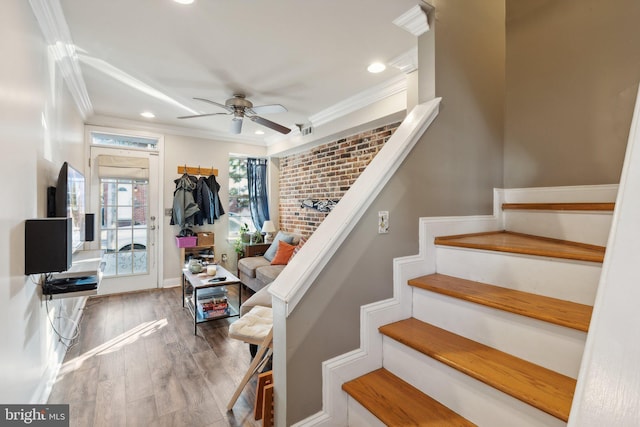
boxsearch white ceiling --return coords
[52,0,421,143]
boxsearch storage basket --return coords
[176,236,197,248]
[197,232,214,246]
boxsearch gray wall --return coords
[504,0,640,187]
[285,0,506,423]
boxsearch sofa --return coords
[238,231,303,315]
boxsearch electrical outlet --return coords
[164,208,173,216]
[221,253,228,262]
[378,211,389,234]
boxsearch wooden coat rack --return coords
[177,165,218,176]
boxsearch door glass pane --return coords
[117,251,133,274]
[133,250,147,274]
[102,206,117,229]
[101,180,117,205]
[103,229,117,252]
[100,177,149,276]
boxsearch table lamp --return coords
[262,220,276,243]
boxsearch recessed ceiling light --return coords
[367,62,386,73]
[140,111,155,118]
[255,130,265,135]
[174,0,195,4]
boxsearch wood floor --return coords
[47,286,262,427]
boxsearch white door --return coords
[89,146,160,294]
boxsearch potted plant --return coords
[240,223,250,243]
[233,238,244,257]
[251,229,264,244]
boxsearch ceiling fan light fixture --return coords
[182,95,291,135]
[367,62,386,74]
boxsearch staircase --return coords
[338,187,616,426]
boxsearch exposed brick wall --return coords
[279,122,400,237]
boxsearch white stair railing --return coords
[569,84,640,426]
[268,98,441,426]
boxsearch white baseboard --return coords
[163,277,181,287]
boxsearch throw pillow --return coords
[290,236,307,260]
[263,231,294,262]
[270,241,297,265]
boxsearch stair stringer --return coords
[293,215,500,427]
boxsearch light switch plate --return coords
[378,211,389,234]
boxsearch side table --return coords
[182,265,241,334]
[242,242,271,258]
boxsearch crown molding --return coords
[308,73,407,129]
[29,0,93,119]
[389,47,419,74]
[264,73,408,147]
[87,114,266,146]
[393,4,430,37]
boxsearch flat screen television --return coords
[55,162,86,252]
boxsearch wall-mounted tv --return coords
[55,162,86,252]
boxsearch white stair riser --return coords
[436,247,601,305]
[412,289,587,378]
[504,211,612,246]
[382,337,566,427]
[497,185,618,204]
[346,398,386,427]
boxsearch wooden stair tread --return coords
[502,202,614,211]
[343,368,476,426]
[434,230,605,263]
[409,273,592,332]
[379,319,576,422]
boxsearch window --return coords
[100,178,149,276]
[228,156,255,237]
[91,132,158,151]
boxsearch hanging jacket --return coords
[170,174,200,227]
[206,174,225,219]
[194,177,216,225]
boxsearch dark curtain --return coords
[247,158,270,230]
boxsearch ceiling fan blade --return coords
[193,97,233,112]
[250,115,292,134]
[249,104,287,115]
[230,117,243,134]
[177,112,229,119]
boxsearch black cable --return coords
[44,293,82,352]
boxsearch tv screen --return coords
[55,162,86,252]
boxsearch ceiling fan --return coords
[178,94,291,135]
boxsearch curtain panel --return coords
[97,155,149,179]
[247,158,270,230]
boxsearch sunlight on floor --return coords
[57,318,167,378]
